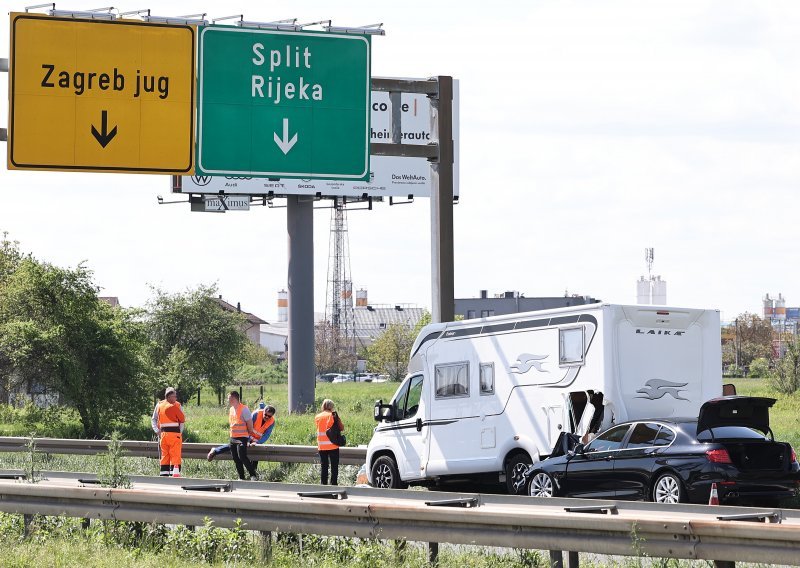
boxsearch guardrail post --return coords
[549,550,563,568]
[428,542,439,565]
[566,551,579,568]
[23,514,33,538]
[714,562,735,568]
[81,518,90,530]
[259,531,272,561]
[197,388,200,406]
[393,539,407,564]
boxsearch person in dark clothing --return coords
[226,391,259,480]
[315,399,345,485]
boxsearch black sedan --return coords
[524,396,800,505]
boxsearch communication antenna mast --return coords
[645,247,654,279]
[324,199,356,364]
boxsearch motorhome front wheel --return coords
[371,455,404,489]
[506,453,533,495]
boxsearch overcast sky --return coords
[1,0,797,323]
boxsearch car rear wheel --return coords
[371,455,405,489]
[506,453,533,495]
[652,472,685,504]
[528,472,555,498]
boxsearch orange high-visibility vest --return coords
[253,411,275,437]
[229,404,250,438]
[315,410,340,451]
[157,400,185,433]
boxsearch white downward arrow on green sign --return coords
[274,118,298,155]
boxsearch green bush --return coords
[749,357,770,378]
[771,339,800,395]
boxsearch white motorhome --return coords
[366,303,722,493]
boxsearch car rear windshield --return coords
[696,426,768,441]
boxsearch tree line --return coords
[722,312,800,394]
[0,233,250,437]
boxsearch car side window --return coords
[654,426,675,446]
[626,423,661,448]
[586,425,630,452]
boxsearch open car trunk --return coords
[698,396,794,473]
[697,396,775,435]
[722,441,793,472]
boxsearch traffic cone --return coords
[708,482,719,505]
[172,466,181,478]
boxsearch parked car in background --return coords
[332,374,355,383]
[318,373,344,383]
[524,396,800,505]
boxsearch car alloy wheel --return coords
[653,473,683,504]
[528,472,554,497]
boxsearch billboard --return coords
[174,82,459,199]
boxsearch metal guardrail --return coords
[0,437,368,465]
[0,470,799,567]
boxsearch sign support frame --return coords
[286,76,454,413]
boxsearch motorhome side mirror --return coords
[373,400,394,422]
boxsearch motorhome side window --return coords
[479,363,494,395]
[435,362,469,398]
[559,327,585,365]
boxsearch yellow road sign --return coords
[8,13,195,174]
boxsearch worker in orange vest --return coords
[227,390,259,480]
[207,403,276,472]
[315,399,345,485]
[151,386,185,477]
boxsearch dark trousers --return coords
[211,443,259,471]
[319,448,340,485]
[229,437,258,479]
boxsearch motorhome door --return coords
[388,374,429,480]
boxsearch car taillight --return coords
[792,447,797,464]
[706,449,732,464]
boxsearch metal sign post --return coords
[287,196,316,413]
[284,76,455,413]
[429,76,455,323]
[371,76,455,324]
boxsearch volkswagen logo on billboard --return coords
[191,175,212,186]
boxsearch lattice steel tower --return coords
[325,199,356,355]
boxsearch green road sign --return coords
[197,26,371,180]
